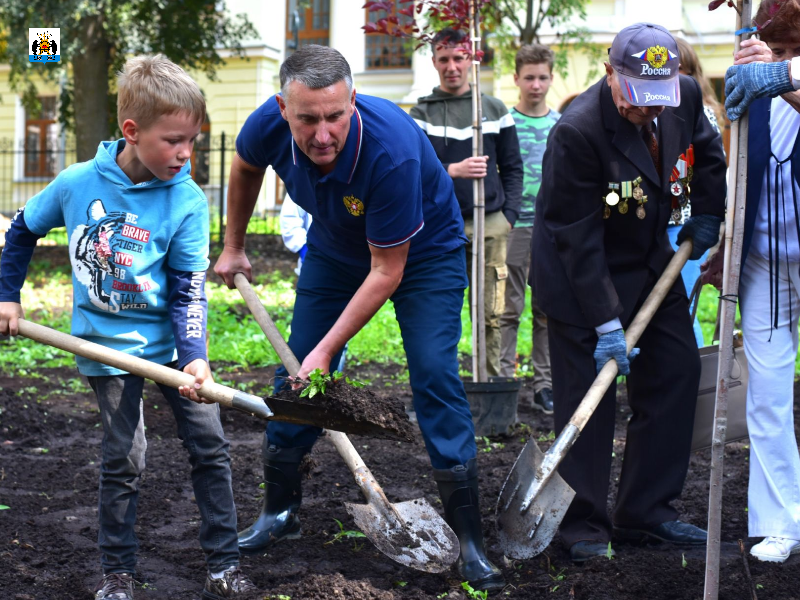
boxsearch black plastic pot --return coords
[463,377,522,437]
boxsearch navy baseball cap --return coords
[608,23,680,107]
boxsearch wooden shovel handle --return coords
[233,273,405,524]
[16,319,273,419]
[569,240,693,432]
[234,273,302,375]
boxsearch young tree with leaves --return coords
[364,0,595,76]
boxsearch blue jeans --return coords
[667,224,705,347]
[268,245,477,470]
[88,370,239,575]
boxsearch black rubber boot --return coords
[237,439,310,554]
[434,458,505,592]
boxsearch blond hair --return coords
[117,54,205,131]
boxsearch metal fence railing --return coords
[0,134,279,247]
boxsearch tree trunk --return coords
[522,0,536,44]
[72,14,110,162]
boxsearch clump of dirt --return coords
[274,380,415,442]
[269,572,397,600]
[298,451,318,477]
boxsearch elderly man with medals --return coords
[530,23,727,563]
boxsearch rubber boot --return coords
[433,458,505,592]
[237,440,310,554]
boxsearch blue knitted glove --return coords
[593,329,639,376]
[725,61,794,121]
[677,214,723,260]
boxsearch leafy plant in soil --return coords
[549,565,567,593]
[299,369,365,399]
[324,518,367,546]
[460,581,488,600]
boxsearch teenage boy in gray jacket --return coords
[410,27,523,376]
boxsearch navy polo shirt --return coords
[236,93,466,267]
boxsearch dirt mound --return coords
[270,572,396,599]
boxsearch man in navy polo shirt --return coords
[214,45,504,591]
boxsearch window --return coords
[365,1,413,69]
[286,0,330,53]
[24,97,58,178]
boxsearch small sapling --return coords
[324,518,366,546]
[461,581,488,600]
[606,542,615,560]
[299,369,367,398]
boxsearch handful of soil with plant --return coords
[275,369,415,442]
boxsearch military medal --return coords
[603,183,620,219]
[605,182,620,206]
[631,177,644,201]
[669,146,695,225]
[619,199,629,214]
[636,194,647,220]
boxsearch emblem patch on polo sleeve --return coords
[343,195,365,216]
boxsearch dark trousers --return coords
[88,371,239,574]
[548,282,700,547]
[267,245,477,470]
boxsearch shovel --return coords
[14,319,404,438]
[234,273,460,573]
[496,240,693,559]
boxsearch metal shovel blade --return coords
[496,439,575,559]
[345,498,460,573]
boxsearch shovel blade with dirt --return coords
[234,273,460,573]
[496,240,693,559]
[14,319,406,439]
[347,499,459,572]
[262,394,410,441]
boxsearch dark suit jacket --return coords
[530,75,727,329]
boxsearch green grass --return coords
[5,258,799,377]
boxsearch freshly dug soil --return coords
[274,379,415,442]
[1,364,799,600]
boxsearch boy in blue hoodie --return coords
[0,55,258,600]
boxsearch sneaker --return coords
[202,567,260,599]
[94,573,135,600]
[532,388,554,414]
[750,536,800,563]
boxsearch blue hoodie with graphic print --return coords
[0,139,209,376]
